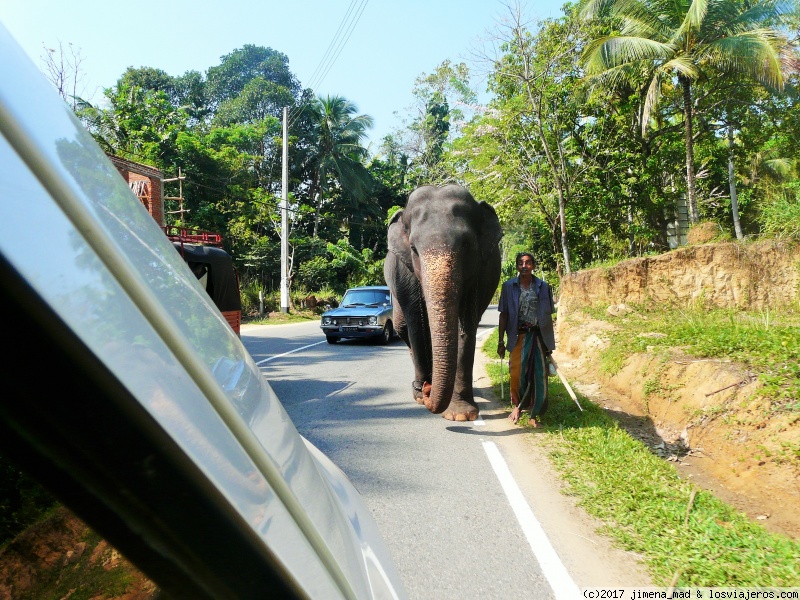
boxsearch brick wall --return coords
[108,155,164,227]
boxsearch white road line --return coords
[482,440,581,600]
[477,327,495,341]
[473,324,496,427]
[255,341,326,365]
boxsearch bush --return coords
[687,221,728,245]
[759,192,800,239]
[0,454,57,546]
[290,286,338,314]
[297,255,341,291]
[240,279,275,316]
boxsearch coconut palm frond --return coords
[707,31,784,89]
[679,0,710,34]
[619,16,668,41]
[578,0,608,20]
[748,150,798,184]
[661,56,699,79]
[583,59,641,90]
[641,71,664,135]
[780,45,800,77]
[589,36,673,73]
[605,0,651,17]
[583,36,619,74]
[763,157,797,179]
[723,0,790,32]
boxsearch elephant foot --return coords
[412,381,431,405]
[442,399,479,422]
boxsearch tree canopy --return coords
[55,5,800,308]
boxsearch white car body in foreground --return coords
[0,23,405,600]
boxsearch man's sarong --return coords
[516,329,549,417]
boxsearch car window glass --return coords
[0,137,363,597]
[342,290,390,306]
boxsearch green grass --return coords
[243,311,317,325]
[12,515,142,600]
[582,304,800,413]
[481,330,800,587]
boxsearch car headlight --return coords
[369,316,377,325]
[322,317,331,325]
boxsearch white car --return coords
[0,23,406,600]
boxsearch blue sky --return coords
[1,0,564,148]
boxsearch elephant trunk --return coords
[419,247,461,414]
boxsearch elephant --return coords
[384,184,503,421]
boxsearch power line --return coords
[112,1,374,221]
[287,0,369,128]
[190,3,372,194]
[302,0,362,93]
[306,0,369,93]
[278,0,370,182]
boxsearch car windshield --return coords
[342,290,390,307]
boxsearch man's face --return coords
[516,255,534,275]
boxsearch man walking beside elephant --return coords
[497,252,556,427]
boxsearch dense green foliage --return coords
[74,45,410,309]
[60,1,799,301]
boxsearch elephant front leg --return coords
[441,328,479,421]
[394,286,432,405]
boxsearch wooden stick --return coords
[667,568,683,594]
[549,356,583,412]
[684,488,698,526]
[500,358,505,402]
[704,376,754,397]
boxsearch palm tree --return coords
[300,95,375,238]
[581,0,788,223]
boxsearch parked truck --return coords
[165,226,242,336]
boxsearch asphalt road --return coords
[241,309,650,600]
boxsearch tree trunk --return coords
[558,191,571,273]
[728,124,744,240]
[681,77,699,224]
[628,202,635,256]
[534,103,571,273]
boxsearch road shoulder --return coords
[472,347,654,589]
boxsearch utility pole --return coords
[280,107,289,314]
[164,167,188,225]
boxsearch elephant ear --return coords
[477,201,503,261]
[387,209,414,271]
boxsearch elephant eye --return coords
[410,245,419,256]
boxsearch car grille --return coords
[342,316,369,325]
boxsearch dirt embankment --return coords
[0,506,157,600]
[554,239,800,539]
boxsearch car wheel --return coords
[380,322,393,345]
[326,336,338,344]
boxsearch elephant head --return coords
[385,184,502,419]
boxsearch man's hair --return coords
[515,252,535,266]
